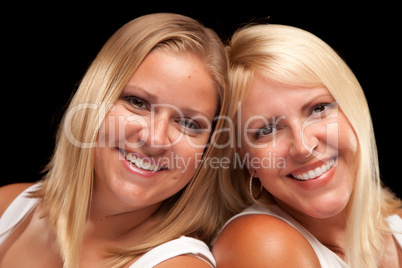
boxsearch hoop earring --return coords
[249,172,263,200]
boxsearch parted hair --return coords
[31,13,230,268]
[220,23,402,268]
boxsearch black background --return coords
[2,3,400,198]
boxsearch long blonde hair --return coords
[32,13,230,268]
[221,23,401,267]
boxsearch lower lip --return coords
[289,159,337,190]
[119,149,165,179]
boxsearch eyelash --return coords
[178,118,201,132]
[123,96,149,110]
[122,95,202,132]
[255,125,277,139]
[310,102,336,116]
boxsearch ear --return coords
[250,169,258,178]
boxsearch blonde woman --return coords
[0,13,230,267]
[213,24,402,267]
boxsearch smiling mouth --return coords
[119,148,168,172]
[290,158,336,181]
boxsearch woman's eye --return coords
[311,102,336,115]
[312,104,328,114]
[255,125,276,138]
[123,96,148,109]
[179,118,200,132]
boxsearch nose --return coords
[288,124,318,159]
[138,113,171,152]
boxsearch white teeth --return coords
[292,158,335,181]
[119,149,165,172]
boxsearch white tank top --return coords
[222,203,402,268]
[0,184,216,268]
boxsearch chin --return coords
[305,199,349,219]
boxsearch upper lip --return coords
[118,148,169,169]
[288,157,336,177]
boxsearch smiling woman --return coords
[213,24,402,268]
[0,13,231,268]
[93,50,217,214]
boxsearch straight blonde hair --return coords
[221,24,401,267]
[32,13,230,268]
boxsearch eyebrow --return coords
[122,85,157,101]
[180,107,215,121]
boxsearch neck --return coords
[275,200,348,259]
[85,195,162,242]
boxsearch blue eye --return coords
[255,125,276,138]
[179,118,200,131]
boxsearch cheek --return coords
[340,126,358,155]
[93,146,114,186]
[173,140,206,173]
[98,110,147,148]
[305,113,357,161]
[337,119,359,178]
[335,113,358,157]
[181,133,210,151]
[97,108,123,147]
[241,144,286,177]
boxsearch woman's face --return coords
[239,75,358,219]
[94,50,217,213]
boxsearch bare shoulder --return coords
[155,254,214,268]
[0,183,35,216]
[212,214,320,268]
